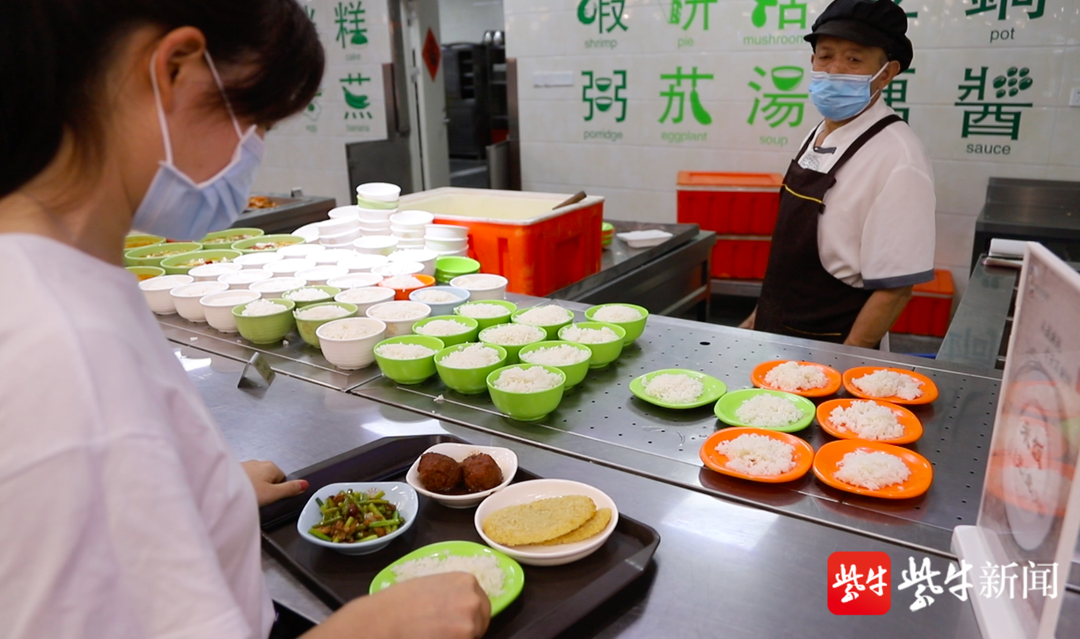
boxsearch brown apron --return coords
[756,114,903,343]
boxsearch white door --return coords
[403,0,450,190]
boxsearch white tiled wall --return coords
[507,0,1080,296]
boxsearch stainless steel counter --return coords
[174,345,1080,637]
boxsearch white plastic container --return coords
[425,237,469,252]
[170,281,230,322]
[315,217,360,237]
[391,210,435,228]
[388,249,438,276]
[218,269,273,290]
[188,262,243,281]
[234,252,284,269]
[339,253,389,272]
[327,273,384,289]
[371,261,425,277]
[278,243,327,258]
[250,276,307,296]
[265,258,316,276]
[450,274,508,300]
[327,205,361,219]
[353,236,399,255]
[317,318,388,369]
[424,224,469,239]
[139,274,194,315]
[358,207,396,222]
[311,248,358,264]
[334,286,396,315]
[296,265,349,285]
[200,289,261,333]
[355,182,402,203]
[365,301,431,337]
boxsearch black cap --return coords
[805,0,914,71]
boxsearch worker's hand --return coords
[309,573,491,639]
[738,308,756,330]
[240,460,308,507]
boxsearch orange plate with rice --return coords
[816,398,923,445]
[841,366,939,405]
[699,427,814,484]
[751,360,842,398]
[812,440,933,499]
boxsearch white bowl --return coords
[139,274,194,315]
[250,276,307,296]
[278,243,327,258]
[320,227,363,245]
[291,222,321,243]
[409,286,470,315]
[359,218,392,229]
[474,479,619,566]
[405,443,517,509]
[425,224,469,240]
[265,258,316,276]
[334,286,397,314]
[358,207,395,222]
[450,274,508,301]
[391,226,425,239]
[296,265,350,285]
[388,249,438,276]
[316,218,360,237]
[339,254,389,272]
[170,281,230,322]
[296,482,417,555]
[200,289,262,333]
[355,182,402,203]
[317,318,387,369]
[365,301,431,337]
[391,210,435,227]
[327,273,384,289]
[188,262,243,281]
[371,261,425,277]
[396,240,427,250]
[432,248,470,257]
[234,252,284,269]
[360,228,392,237]
[353,236,399,255]
[327,205,361,219]
[426,237,469,252]
[218,269,273,290]
[312,248,358,265]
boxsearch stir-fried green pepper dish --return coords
[309,489,404,543]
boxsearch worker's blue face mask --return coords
[132,51,265,241]
[808,63,889,122]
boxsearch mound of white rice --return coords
[376,343,437,359]
[734,394,804,427]
[412,290,462,303]
[764,361,828,392]
[592,305,643,323]
[416,319,472,336]
[716,433,796,476]
[852,370,923,400]
[318,320,381,340]
[285,287,331,302]
[439,344,502,368]
[520,344,591,366]
[829,401,903,440]
[561,325,620,344]
[390,554,505,598]
[382,275,426,289]
[368,302,428,320]
[458,303,511,319]
[644,374,704,404]
[482,324,545,346]
[241,300,288,317]
[834,450,911,490]
[515,305,571,326]
[296,305,351,321]
[337,287,394,303]
[492,366,562,392]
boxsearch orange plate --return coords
[841,366,939,405]
[812,440,933,499]
[700,427,814,484]
[751,360,842,398]
[817,399,924,445]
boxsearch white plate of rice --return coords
[813,440,932,499]
[630,369,727,409]
[701,427,814,483]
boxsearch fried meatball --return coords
[417,452,462,493]
[461,453,503,492]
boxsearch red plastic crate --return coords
[711,239,772,280]
[677,171,783,235]
[890,269,954,337]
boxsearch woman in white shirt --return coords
[0,2,490,638]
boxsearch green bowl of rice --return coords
[282,285,342,308]
[557,322,626,369]
[518,341,592,390]
[454,300,517,330]
[232,298,296,345]
[294,302,358,348]
[374,335,446,385]
[412,315,480,347]
[486,364,567,422]
[510,305,575,340]
[584,303,649,345]
[478,323,547,366]
[434,343,508,395]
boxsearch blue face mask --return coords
[808,63,889,122]
[132,52,266,241]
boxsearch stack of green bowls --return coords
[601,222,615,247]
[434,256,481,285]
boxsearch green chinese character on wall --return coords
[660,67,713,125]
[582,71,628,122]
[335,1,368,48]
[751,0,808,30]
[966,0,1044,20]
[340,72,373,118]
[578,0,629,33]
[955,66,1033,139]
[669,0,719,31]
[747,65,806,128]
[882,68,916,123]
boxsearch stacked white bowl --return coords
[356,183,400,237]
[387,248,438,276]
[390,210,434,250]
[316,209,362,246]
[424,223,469,257]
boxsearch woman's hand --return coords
[240,460,308,507]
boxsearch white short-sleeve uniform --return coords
[795,98,936,289]
[0,234,274,639]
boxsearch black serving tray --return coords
[260,435,660,639]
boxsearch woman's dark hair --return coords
[0,0,324,198]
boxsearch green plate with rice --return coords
[369,540,524,616]
[714,388,815,432]
[629,369,727,409]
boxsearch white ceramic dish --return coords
[138,274,194,315]
[170,281,230,322]
[425,237,469,252]
[327,205,361,219]
[188,262,243,281]
[296,265,349,285]
[291,223,321,243]
[391,210,435,227]
[265,258,316,276]
[357,207,395,222]
[355,182,402,203]
[353,236,399,255]
[425,224,469,240]
[312,248,358,265]
[315,218,360,238]
[408,286,470,315]
[474,479,619,566]
[296,482,417,555]
[320,227,363,246]
[278,243,327,258]
[218,269,272,289]
[365,301,431,336]
[327,272,384,290]
[396,239,426,249]
[405,443,518,508]
[388,249,438,276]
[249,276,307,296]
[391,226,425,239]
[317,318,387,369]
[334,286,396,314]
[339,253,389,272]
[450,274,508,301]
[371,261,425,277]
[200,289,261,333]
[234,252,284,269]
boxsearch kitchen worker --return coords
[741,0,936,347]
[0,2,489,639]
